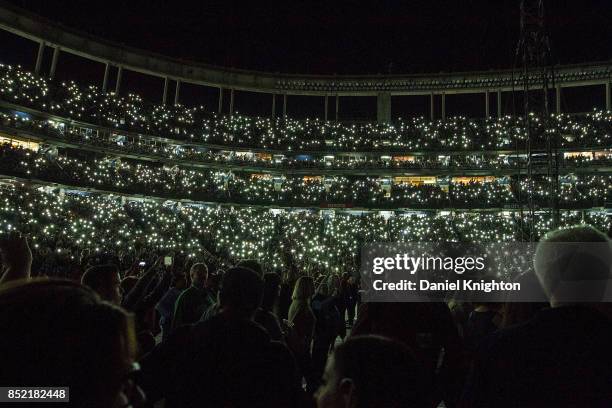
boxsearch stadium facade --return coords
[0,2,611,272]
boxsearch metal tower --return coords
[514,0,560,241]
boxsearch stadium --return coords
[0,1,611,407]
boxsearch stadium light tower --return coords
[514,0,560,240]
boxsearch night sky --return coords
[1,0,610,119]
[4,0,611,75]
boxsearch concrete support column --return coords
[335,95,339,121]
[324,95,329,121]
[555,85,561,114]
[218,88,223,113]
[485,90,490,118]
[430,92,435,120]
[229,89,235,115]
[283,94,287,118]
[162,77,169,105]
[49,46,60,79]
[441,93,446,119]
[376,92,391,124]
[272,94,276,117]
[34,41,45,74]
[605,82,610,111]
[102,63,110,92]
[115,66,122,94]
[497,89,502,117]
[174,80,181,106]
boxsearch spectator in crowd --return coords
[120,276,139,298]
[329,275,346,331]
[311,282,342,388]
[463,302,501,355]
[500,271,548,328]
[277,270,295,321]
[172,262,213,329]
[138,266,302,408]
[254,272,284,342]
[314,335,433,408]
[447,299,473,338]
[352,302,466,407]
[465,225,612,407]
[236,259,264,277]
[121,262,159,311]
[198,267,225,323]
[289,275,316,392]
[81,263,123,305]
[0,279,144,408]
[156,274,187,341]
[344,276,359,327]
[0,233,32,284]
[123,265,173,356]
[205,269,222,297]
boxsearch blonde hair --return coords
[289,276,315,322]
[291,276,315,301]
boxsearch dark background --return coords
[1,0,610,119]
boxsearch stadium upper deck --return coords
[0,1,610,123]
[0,2,611,214]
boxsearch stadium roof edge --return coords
[0,0,610,95]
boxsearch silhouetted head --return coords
[0,279,140,408]
[236,259,264,277]
[292,276,315,302]
[190,263,208,288]
[219,267,264,319]
[81,264,122,304]
[315,335,431,408]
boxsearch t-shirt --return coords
[172,285,213,329]
[467,306,612,407]
[138,314,302,408]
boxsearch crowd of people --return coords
[3,110,612,172]
[0,142,610,209]
[1,183,611,278]
[2,63,612,153]
[1,62,612,408]
[1,220,611,407]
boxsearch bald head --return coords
[535,225,612,306]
